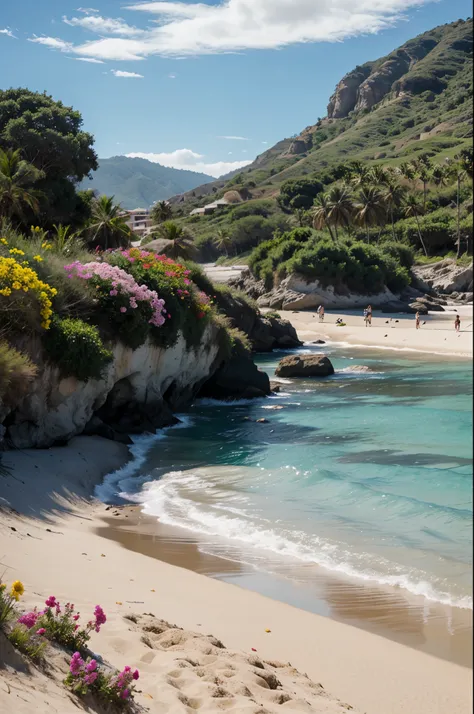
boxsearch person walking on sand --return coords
[318,305,325,322]
[415,311,421,330]
[455,315,461,332]
[366,304,372,326]
[363,308,369,327]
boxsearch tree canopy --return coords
[0,88,98,227]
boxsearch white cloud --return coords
[77,7,100,13]
[125,148,252,177]
[28,36,73,51]
[0,28,16,38]
[63,15,144,36]
[58,0,433,60]
[168,72,177,78]
[262,141,268,144]
[217,135,249,141]
[73,56,104,63]
[111,69,144,77]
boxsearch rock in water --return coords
[275,355,334,378]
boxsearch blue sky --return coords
[1,0,472,177]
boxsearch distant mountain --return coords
[80,156,214,209]
[170,18,472,207]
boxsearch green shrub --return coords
[43,317,113,381]
[0,343,37,408]
[379,241,415,269]
[229,200,275,221]
[279,178,324,210]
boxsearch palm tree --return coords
[403,195,429,257]
[431,164,450,189]
[369,165,388,186]
[354,186,386,243]
[214,229,233,257]
[326,185,354,239]
[312,194,336,242]
[445,157,470,258]
[0,148,44,221]
[88,195,131,250]
[382,181,406,240]
[349,164,371,188]
[151,200,172,225]
[415,165,431,211]
[397,162,416,188]
[157,221,195,260]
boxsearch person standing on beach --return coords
[415,311,421,329]
[318,305,325,322]
[455,315,461,332]
[366,305,372,326]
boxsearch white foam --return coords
[94,416,193,502]
[138,469,472,610]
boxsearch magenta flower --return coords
[73,614,80,621]
[132,669,140,680]
[120,306,127,313]
[36,628,46,636]
[121,689,130,699]
[84,672,98,686]
[86,660,97,673]
[45,596,57,608]
[18,612,38,629]
[69,652,84,675]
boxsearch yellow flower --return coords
[33,255,43,262]
[10,580,24,600]
[12,281,21,290]
[0,238,8,245]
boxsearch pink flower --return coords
[132,669,140,680]
[84,672,98,686]
[36,628,46,636]
[120,306,127,313]
[94,605,107,627]
[18,612,38,629]
[73,614,80,621]
[86,660,97,673]
[69,652,84,675]
[110,289,118,296]
[45,596,57,608]
[121,689,130,699]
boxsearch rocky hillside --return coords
[80,156,213,209]
[171,18,472,208]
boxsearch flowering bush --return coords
[0,579,24,626]
[64,261,166,349]
[107,248,213,348]
[65,652,139,708]
[0,255,56,330]
[34,597,107,651]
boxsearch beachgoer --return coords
[415,311,421,330]
[367,305,372,326]
[363,308,369,327]
[319,306,325,322]
[455,315,461,332]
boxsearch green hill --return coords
[80,156,214,209]
[171,18,472,210]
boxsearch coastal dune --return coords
[0,437,471,714]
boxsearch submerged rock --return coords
[275,355,334,378]
[199,347,271,400]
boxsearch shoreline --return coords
[0,436,472,714]
[278,307,473,359]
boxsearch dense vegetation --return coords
[164,18,472,276]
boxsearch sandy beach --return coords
[0,435,472,714]
[278,306,473,358]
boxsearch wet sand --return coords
[97,505,473,669]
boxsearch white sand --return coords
[0,437,471,714]
[278,306,473,358]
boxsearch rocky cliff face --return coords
[327,65,372,118]
[2,326,223,449]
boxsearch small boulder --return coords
[311,339,326,345]
[408,302,429,315]
[275,354,334,378]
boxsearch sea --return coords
[96,342,473,657]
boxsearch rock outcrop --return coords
[214,286,301,351]
[275,354,334,378]
[327,65,372,118]
[412,260,473,295]
[3,326,224,449]
[198,344,271,400]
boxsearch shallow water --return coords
[97,344,473,612]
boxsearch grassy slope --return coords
[172,18,472,219]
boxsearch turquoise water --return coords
[97,344,473,609]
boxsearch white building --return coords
[124,208,154,238]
